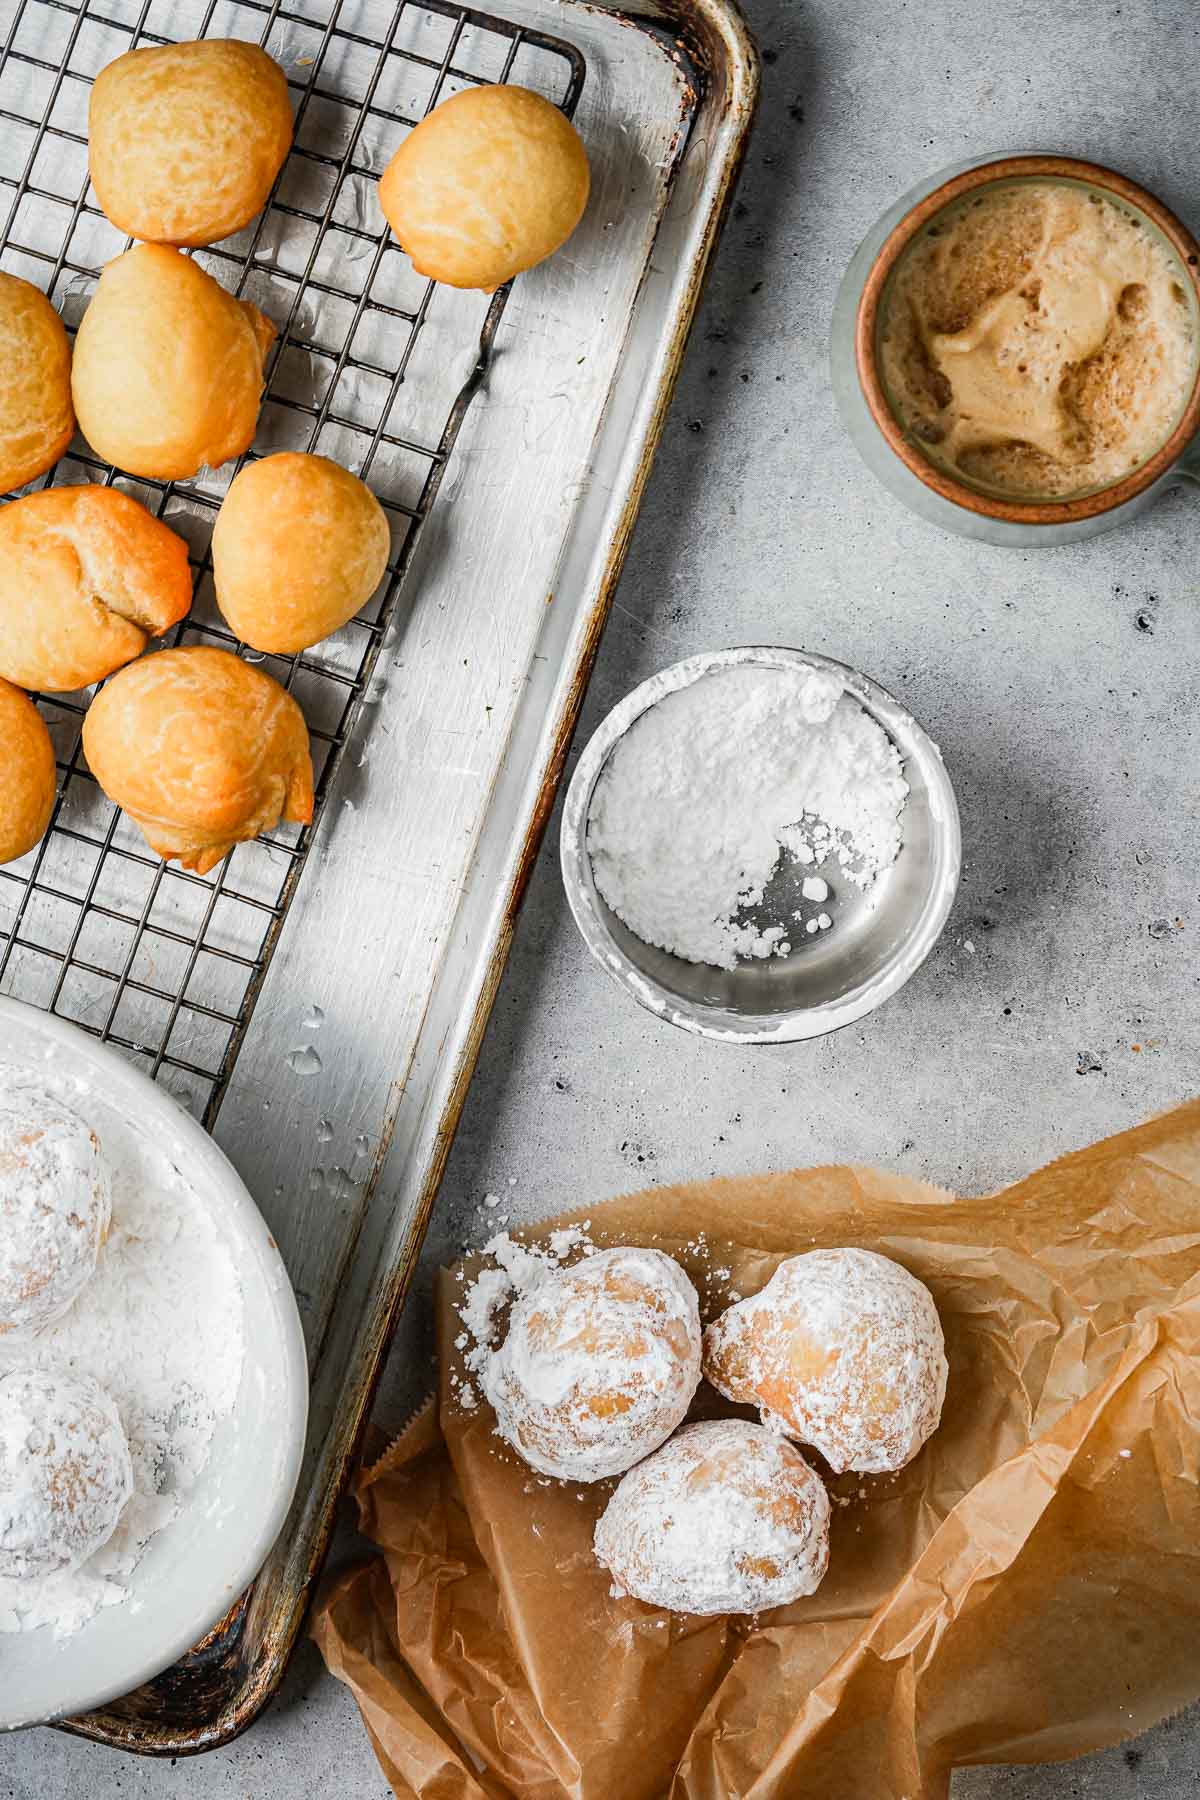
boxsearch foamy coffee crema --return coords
[877,181,1197,498]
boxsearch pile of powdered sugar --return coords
[586,663,909,969]
[0,1073,245,1638]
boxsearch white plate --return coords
[0,998,308,1731]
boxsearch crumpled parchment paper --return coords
[312,1100,1200,1798]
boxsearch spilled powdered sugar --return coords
[454,1228,595,1412]
[587,663,909,969]
[0,1071,245,1637]
[458,1228,595,1353]
[593,1418,831,1615]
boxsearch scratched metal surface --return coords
[0,0,756,1750]
[197,0,706,1741]
[196,0,757,1748]
[216,2,694,1373]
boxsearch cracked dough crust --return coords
[0,485,192,692]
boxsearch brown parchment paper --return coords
[311,1101,1200,1798]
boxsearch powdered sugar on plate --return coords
[586,663,909,969]
[0,1069,245,1638]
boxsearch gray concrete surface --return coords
[7,0,1200,1792]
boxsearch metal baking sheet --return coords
[0,0,757,1752]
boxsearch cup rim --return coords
[854,153,1200,525]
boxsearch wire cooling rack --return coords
[0,0,585,1126]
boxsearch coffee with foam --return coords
[878,180,1197,499]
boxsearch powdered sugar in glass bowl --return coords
[560,647,960,1042]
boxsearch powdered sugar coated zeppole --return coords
[379,85,589,292]
[594,1418,831,1615]
[703,1248,948,1475]
[0,274,74,495]
[0,1368,132,1577]
[71,245,275,481]
[89,39,292,248]
[483,1245,702,1481]
[0,1083,111,1334]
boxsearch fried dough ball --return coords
[71,245,275,480]
[0,1369,132,1577]
[89,38,293,247]
[703,1248,948,1475]
[212,453,390,653]
[0,274,74,494]
[594,1418,831,1615]
[379,85,589,292]
[483,1246,702,1481]
[0,1083,110,1334]
[0,682,56,866]
[0,486,192,692]
[82,645,313,874]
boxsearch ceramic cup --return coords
[831,153,1200,546]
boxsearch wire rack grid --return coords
[0,0,585,1126]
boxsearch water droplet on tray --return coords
[308,1167,325,1192]
[353,1133,369,1159]
[302,1003,325,1029]
[286,1043,323,1075]
[317,1118,334,1144]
